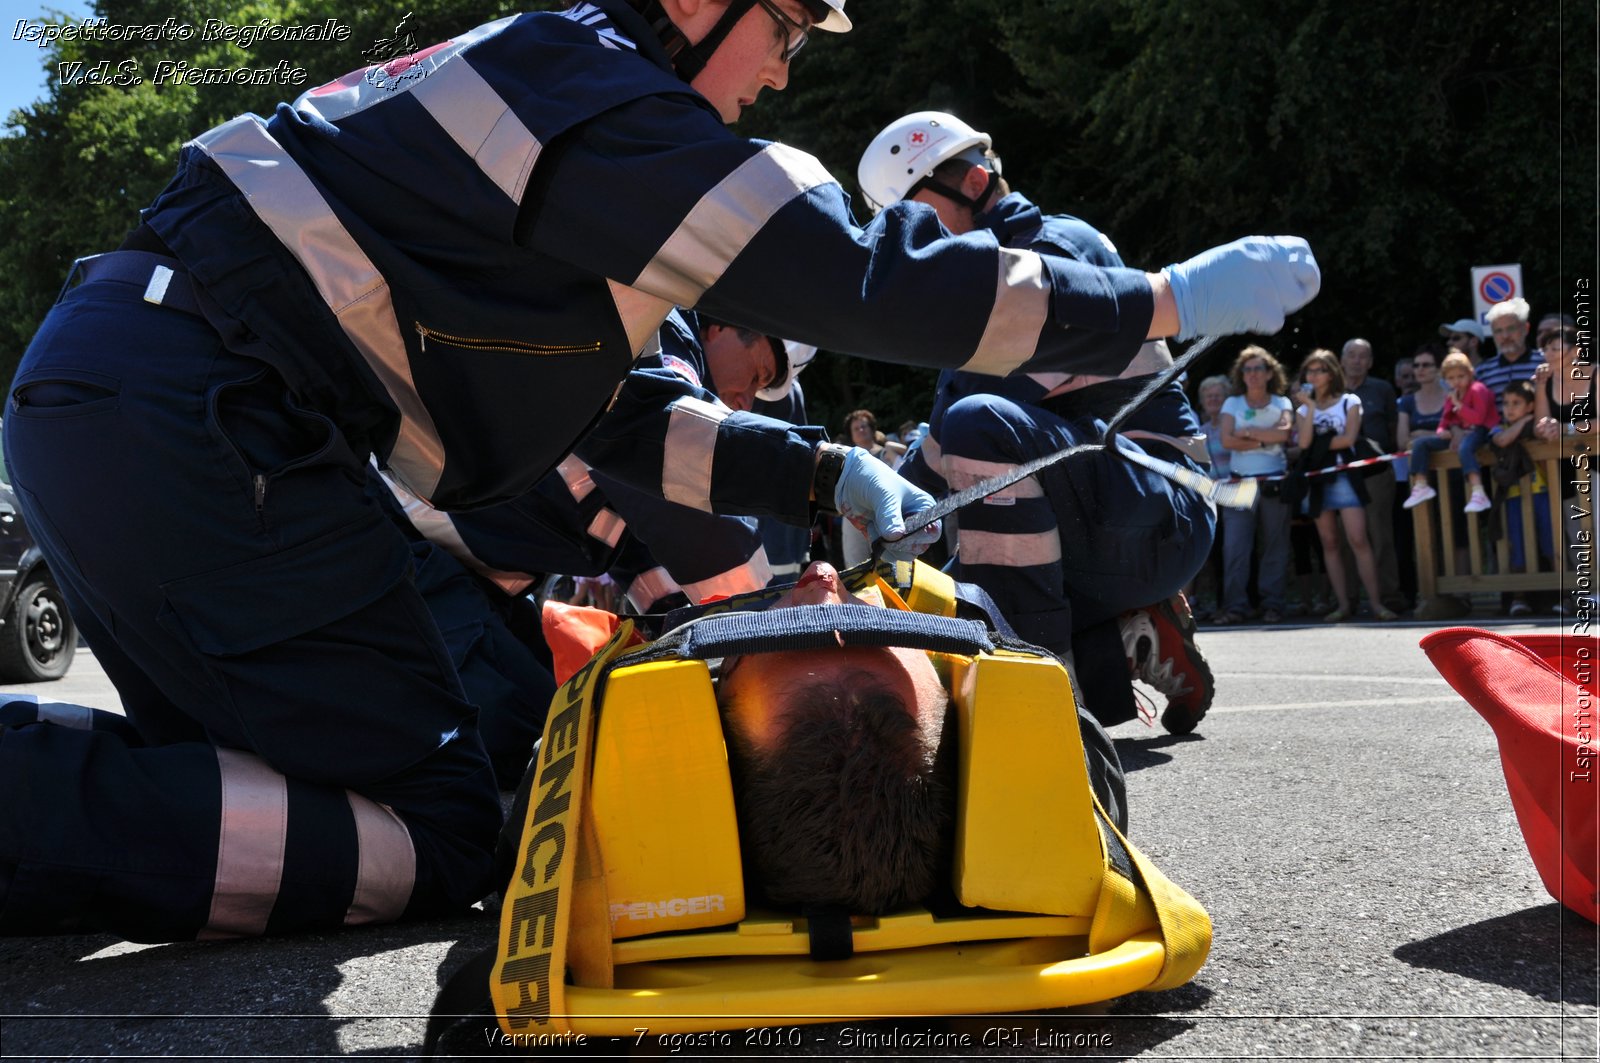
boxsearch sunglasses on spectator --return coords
[1304,366,1330,375]
[1242,364,1271,373]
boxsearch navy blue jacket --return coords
[142,2,1154,514]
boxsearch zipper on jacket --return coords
[416,323,602,356]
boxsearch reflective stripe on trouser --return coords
[938,392,1214,636]
[0,720,414,940]
[1,281,499,939]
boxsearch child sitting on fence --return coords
[1402,352,1498,515]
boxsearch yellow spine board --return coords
[491,620,637,1038]
[590,660,745,939]
[488,596,1213,1037]
[953,652,1104,914]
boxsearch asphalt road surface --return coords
[2,618,1596,1061]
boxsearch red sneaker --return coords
[1121,593,1215,735]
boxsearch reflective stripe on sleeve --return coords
[632,143,834,307]
[557,456,596,502]
[958,528,1063,567]
[682,547,773,603]
[408,55,542,202]
[958,247,1051,377]
[661,396,728,512]
[380,469,535,595]
[201,749,288,939]
[606,280,675,357]
[36,702,94,729]
[587,507,627,548]
[626,566,681,613]
[194,117,446,503]
[343,794,417,925]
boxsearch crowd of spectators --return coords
[1186,296,1591,624]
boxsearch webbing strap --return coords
[803,904,855,961]
[678,604,993,658]
[1088,794,1212,992]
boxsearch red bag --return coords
[540,601,637,686]
[1421,627,1599,922]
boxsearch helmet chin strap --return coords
[628,0,759,82]
[914,169,1002,215]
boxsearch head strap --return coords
[911,168,1001,213]
[623,604,995,666]
[629,0,759,82]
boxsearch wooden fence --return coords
[1410,430,1597,608]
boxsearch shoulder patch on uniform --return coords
[659,353,703,389]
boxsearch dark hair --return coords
[1537,324,1578,351]
[844,409,877,434]
[699,316,787,382]
[1502,378,1537,405]
[721,678,953,913]
[1299,349,1346,397]
[1228,345,1287,396]
[1410,341,1444,366]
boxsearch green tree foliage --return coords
[748,0,1595,416]
[2,0,1593,420]
[0,0,520,380]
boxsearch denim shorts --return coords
[1318,472,1363,510]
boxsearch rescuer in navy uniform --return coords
[1,0,1317,940]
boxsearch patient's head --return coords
[716,562,955,913]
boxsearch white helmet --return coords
[802,0,852,33]
[857,110,992,216]
[756,340,817,402]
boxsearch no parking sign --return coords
[1471,263,1524,326]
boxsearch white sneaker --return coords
[1464,489,1492,514]
[1402,483,1437,509]
[1509,599,1532,617]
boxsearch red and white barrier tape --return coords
[1228,450,1408,484]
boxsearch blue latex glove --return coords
[835,448,941,563]
[1165,236,1321,341]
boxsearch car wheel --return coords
[0,578,77,682]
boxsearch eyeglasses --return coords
[1242,364,1271,374]
[1304,366,1330,375]
[755,0,808,62]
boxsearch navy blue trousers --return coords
[0,277,499,940]
[939,383,1214,724]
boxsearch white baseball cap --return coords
[1438,318,1485,340]
[756,340,817,402]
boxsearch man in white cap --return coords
[1439,317,1486,363]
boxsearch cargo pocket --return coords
[208,367,348,523]
[159,513,412,658]
[155,513,469,784]
[9,369,122,419]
